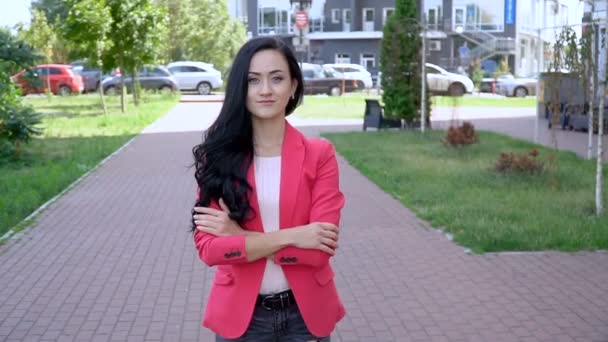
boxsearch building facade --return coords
[228,0,393,78]
[228,0,585,79]
[423,0,584,76]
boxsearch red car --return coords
[12,64,84,96]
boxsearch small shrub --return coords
[0,105,42,158]
[495,149,544,174]
[445,121,478,146]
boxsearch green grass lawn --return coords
[433,95,536,108]
[323,130,608,253]
[293,94,535,119]
[0,93,177,240]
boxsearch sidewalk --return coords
[0,102,606,342]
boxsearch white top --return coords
[254,155,290,295]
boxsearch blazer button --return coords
[279,257,286,263]
[224,253,230,258]
[290,257,298,263]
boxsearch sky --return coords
[0,0,31,29]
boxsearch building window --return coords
[453,0,503,31]
[428,40,441,51]
[560,4,568,26]
[335,53,351,64]
[331,9,340,23]
[258,7,290,35]
[361,53,375,70]
[343,9,351,31]
[363,8,374,31]
[453,7,464,31]
[383,8,394,26]
[424,1,442,30]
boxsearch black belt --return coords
[256,289,295,310]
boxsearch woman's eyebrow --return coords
[248,70,285,75]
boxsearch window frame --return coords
[331,9,340,24]
[383,7,394,26]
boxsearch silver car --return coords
[496,74,537,97]
[167,61,223,95]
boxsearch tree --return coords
[64,0,112,114]
[156,0,246,75]
[380,0,425,124]
[0,30,42,158]
[156,0,196,62]
[31,0,71,23]
[17,9,55,98]
[103,0,167,111]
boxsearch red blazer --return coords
[193,122,346,339]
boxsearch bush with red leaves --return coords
[445,121,478,146]
[495,149,544,174]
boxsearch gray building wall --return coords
[310,39,382,74]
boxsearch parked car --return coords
[425,63,474,96]
[102,66,178,95]
[377,63,474,96]
[495,73,537,97]
[12,64,84,96]
[166,61,223,95]
[70,61,119,93]
[301,63,359,96]
[323,63,373,89]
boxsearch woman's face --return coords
[246,49,297,121]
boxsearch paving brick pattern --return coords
[0,104,607,342]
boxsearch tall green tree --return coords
[191,0,246,74]
[64,0,112,114]
[104,0,167,111]
[156,0,246,75]
[156,0,196,62]
[380,0,423,123]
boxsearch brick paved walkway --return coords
[0,103,607,342]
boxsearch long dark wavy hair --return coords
[191,37,304,231]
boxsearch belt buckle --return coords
[261,294,277,310]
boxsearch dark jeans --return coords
[215,304,330,342]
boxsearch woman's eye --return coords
[248,78,259,84]
[273,77,284,82]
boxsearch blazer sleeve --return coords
[274,141,345,268]
[192,189,248,266]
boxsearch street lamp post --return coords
[290,0,312,65]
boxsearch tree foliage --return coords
[156,0,246,75]
[31,0,71,23]
[380,0,423,122]
[0,30,42,159]
[64,0,112,65]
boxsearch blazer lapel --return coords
[280,122,305,229]
[246,160,264,232]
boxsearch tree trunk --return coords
[46,64,52,101]
[596,0,607,216]
[588,9,596,160]
[119,57,126,113]
[97,43,107,115]
[596,105,604,216]
[131,68,140,106]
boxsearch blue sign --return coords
[505,0,516,25]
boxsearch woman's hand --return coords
[285,222,339,255]
[193,198,245,236]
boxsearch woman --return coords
[191,36,346,341]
